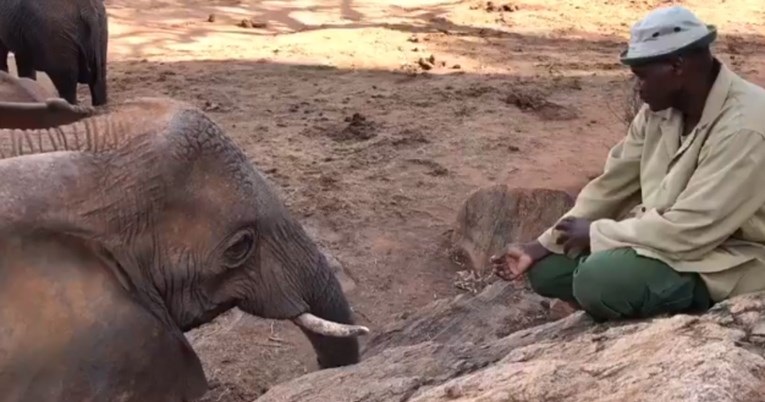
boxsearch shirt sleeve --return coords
[590,129,765,261]
[536,109,645,254]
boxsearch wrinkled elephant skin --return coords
[0,97,367,401]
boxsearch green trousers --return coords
[527,248,712,322]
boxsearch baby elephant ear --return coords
[0,98,96,129]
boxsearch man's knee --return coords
[571,257,629,321]
[527,254,577,303]
[571,248,704,321]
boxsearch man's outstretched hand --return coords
[490,241,550,281]
[555,217,592,254]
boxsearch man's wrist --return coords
[523,240,552,262]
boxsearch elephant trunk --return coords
[240,216,367,369]
[295,261,365,368]
[0,99,96,130]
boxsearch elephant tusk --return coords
[292,313,370,337]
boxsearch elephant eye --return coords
[224,230,254,267]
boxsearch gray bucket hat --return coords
[620,5,717,66]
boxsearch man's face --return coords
[630,59,683,111]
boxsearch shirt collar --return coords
[698,59,734,129]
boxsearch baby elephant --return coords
[0,0,109,106]
[0,97,368,401]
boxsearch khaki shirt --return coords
[537,61,765,301]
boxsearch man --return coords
[491,5,765,322]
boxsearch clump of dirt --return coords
[504,88,578,121]
[391,129,429,148]
[417,54,437,70]
[504,88,549,110]
[405,158,449,176]
[237,18,267,28]
[329,113,378,142]
[318,174,339,189]
[471,1,520,12]
[454,84,496,98]
[402,53,454,73]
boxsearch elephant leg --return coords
[0,42,8,72]
[47,70,78,105]
[14,53,37,80]
[89,75,107,106]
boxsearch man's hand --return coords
[555,217,592,254]
[490,241,550,281]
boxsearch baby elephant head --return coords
[0,97,368,371]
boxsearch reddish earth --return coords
[16,0,765,400]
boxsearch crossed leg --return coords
[526,248,712,322]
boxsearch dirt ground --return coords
[28,0,765,400]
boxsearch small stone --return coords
[207,14,216,22]
[417,58,433,70]
[445,383,464,399]
[751,321,765,336]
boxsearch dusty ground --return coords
[21,0,765,400]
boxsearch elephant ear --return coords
[0,98,96,129]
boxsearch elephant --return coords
[0,0,109,106]
[0,70,53,102]
[0,70,96,129]
[0,96,369,401]
[0,97,97,129]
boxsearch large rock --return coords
[362,281,556,357]
[255,287,765,402]
[449,186,574,276]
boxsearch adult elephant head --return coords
[0,97,367,401]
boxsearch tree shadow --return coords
[340,0,363,21]
[105,0,501,58]
[103,0,765,84]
